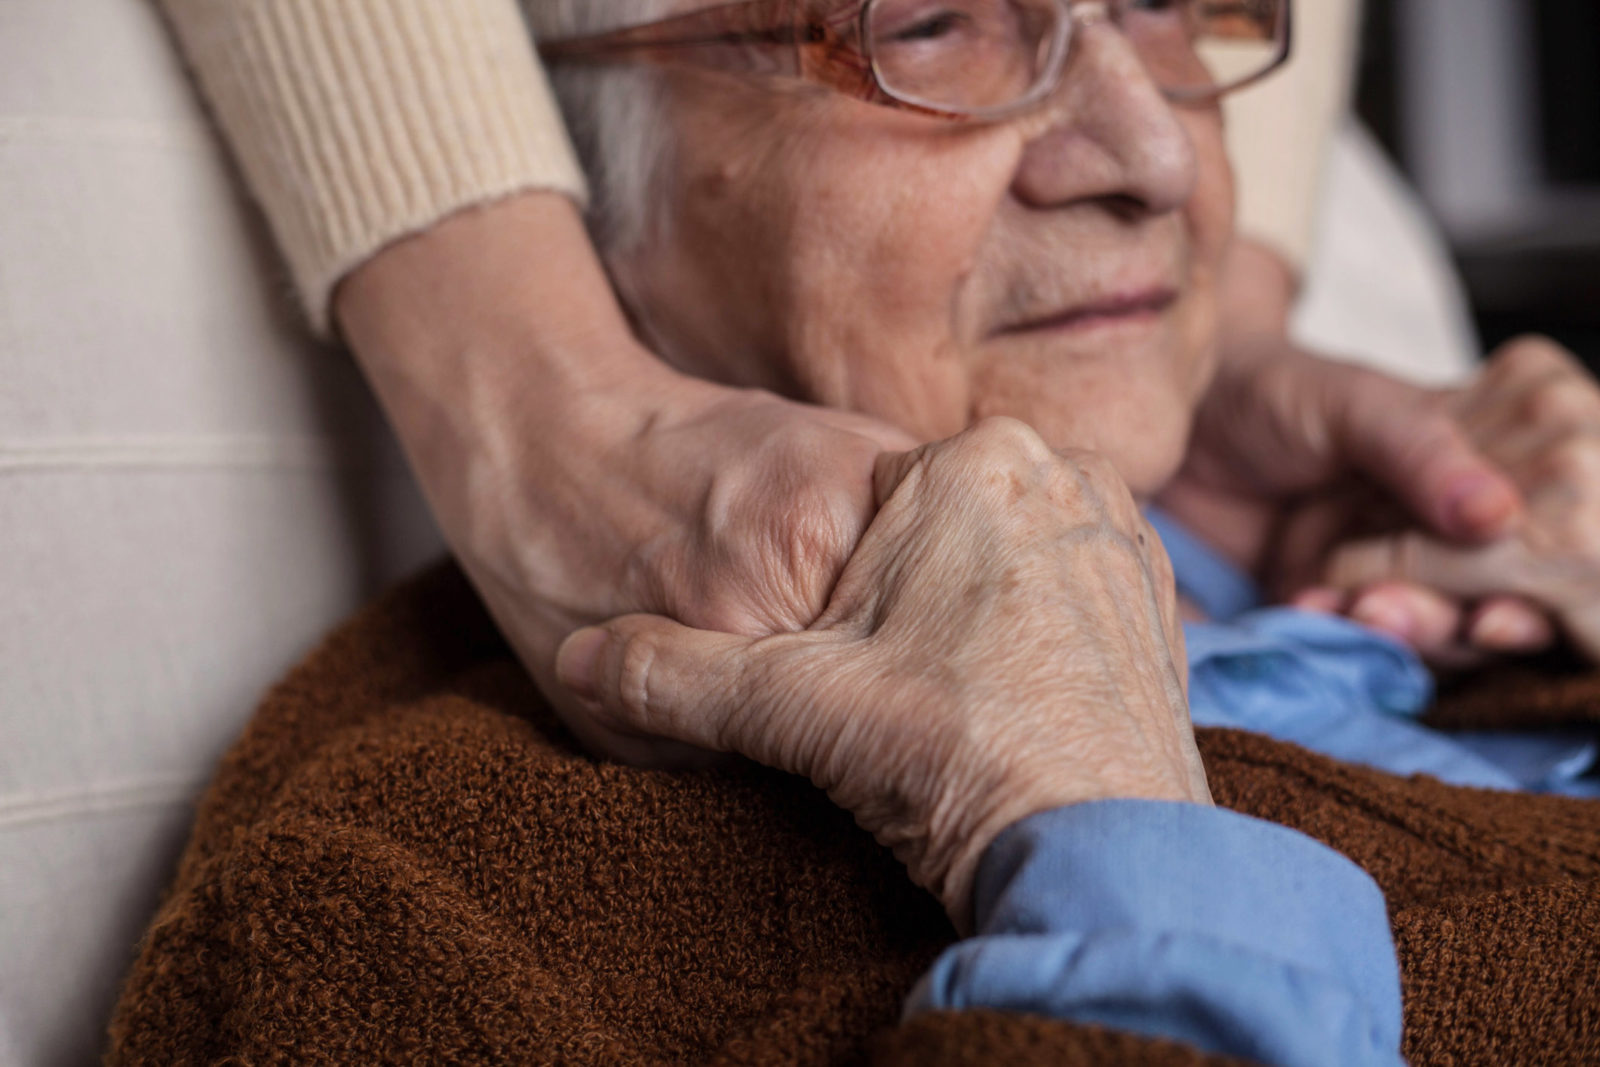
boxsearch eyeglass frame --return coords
[537,0,1296,123]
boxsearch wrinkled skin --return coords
[537,16,1237,785]
[559,419,1207,928]
[613,19,1234,498]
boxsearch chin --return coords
[1101,437,1190,500]
[968,366,1198,498]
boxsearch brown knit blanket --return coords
[107,564,1600,1065]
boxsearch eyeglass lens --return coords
[864,0,1286,115]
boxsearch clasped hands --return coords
[550,335,1600,925]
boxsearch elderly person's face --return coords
[607,12,1235,495]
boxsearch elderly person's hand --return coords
[1279,337,1600,666]
[556,419,1210,928]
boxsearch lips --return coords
[999,287,1179,335]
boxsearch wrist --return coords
[918,757,1210,934]
[333,191,731,467]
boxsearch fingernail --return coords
[1292,588,1343,615]
[1353,599,1414,643]
[556,627,609,703]
[1447,474,1517,535]
[1472,608,1547,650]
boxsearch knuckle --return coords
[1546,434,1600,485]
[1524,377,1599,428]
[947,419,1057,510]
[612,630,663,726]
[1073,453,1140,516]
[1494,335,1576,383]
[1570,520,1600,562]
[965,416,1054,466]
[774,492,856,579]
[761,417,834,464]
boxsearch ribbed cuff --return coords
[162,0,589,335]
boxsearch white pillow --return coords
[1294,121,1480,385]
[0,2,440,1063]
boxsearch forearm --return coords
[336,192,667,435]
[155,0,587,333]
[333,192,697,679]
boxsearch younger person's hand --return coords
[337,194,916,767]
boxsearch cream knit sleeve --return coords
[157,0,588,334]
[1224,0,1363,271]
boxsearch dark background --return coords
[1354,0,1600,361]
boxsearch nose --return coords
[1011,17,1198,215]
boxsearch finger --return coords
[1465,597,1558,654]
[1270,490,1370,598]
[1345,582,1503,671]
[1290,587,1347,615]
[1455,337,1593,439]
[1497,426,1600,500]
[1323,533,1533,603]
[1329,374,1523,541]
[556,617,764,756]
[558,719,731,772]
[1347,582,1466,654]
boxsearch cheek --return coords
[1170,111,1234,400]
[775,122,1022,439]
[1181,110,1236,301]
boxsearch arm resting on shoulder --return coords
[155,0,587,333]
[157,0,914,763]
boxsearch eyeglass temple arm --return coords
[541,26,823,61]
[539,0,827,62]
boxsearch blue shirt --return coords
[1151,509,1600,795]
[908,510,1600,1063]
[909,802,1404,1067]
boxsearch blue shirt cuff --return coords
[906,800,1404,1067]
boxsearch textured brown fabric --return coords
[106,563,1600,1065]
[874,1010,1245,1065]
[1428,656,1600,731]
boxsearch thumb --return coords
[556,617,758,754]
[1330,374,1522,542]
[873,445,936,508]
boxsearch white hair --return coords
[521,0,680,251]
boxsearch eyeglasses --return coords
[539,0,1293,122]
